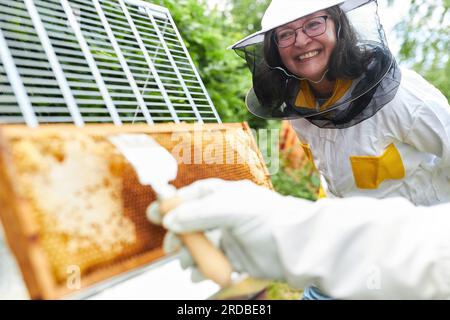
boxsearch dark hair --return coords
[253,6,370,109]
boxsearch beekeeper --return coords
[232,0,450,205]
[149,178,450,300]
[228,0,450,298]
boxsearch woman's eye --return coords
[306,21,322,30]
[278,31,294,40]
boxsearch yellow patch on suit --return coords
[295,79,353,111]
[350,143,405,189]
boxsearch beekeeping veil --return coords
[230,0,401,128]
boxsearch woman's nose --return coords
[293,30,312,48]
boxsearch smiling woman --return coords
[275,13,336,87]
[270,6,371,100]
[232,0,397,126]
[229,0,450,300]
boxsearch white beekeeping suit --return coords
[148,179,450,300]
[231,0,450,205]
[291,67,450,205]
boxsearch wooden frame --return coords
[0,123,272,299]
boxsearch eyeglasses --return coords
[275,16,329,48]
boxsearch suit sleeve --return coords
[273,197,450,299]
[401,69,450,165]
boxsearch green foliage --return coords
[271,155,320,201]
[228,0,270,35]
[265,281,303,300]
[394,0,450,99]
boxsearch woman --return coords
[232,0,450,206]
[230,0,450,298]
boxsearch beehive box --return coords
[0,123,272,299]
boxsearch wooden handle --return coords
[159,197,233,288]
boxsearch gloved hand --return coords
[147,178,450,299]
[147,178,313,282]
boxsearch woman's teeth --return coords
[298,50,319,60]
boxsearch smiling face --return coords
[276,10,337,82]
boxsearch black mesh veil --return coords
[233,0,402,128]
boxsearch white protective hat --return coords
[231,0,372,49]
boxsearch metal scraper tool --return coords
[108,133,233,288]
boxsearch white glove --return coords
[147,178,313,282]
